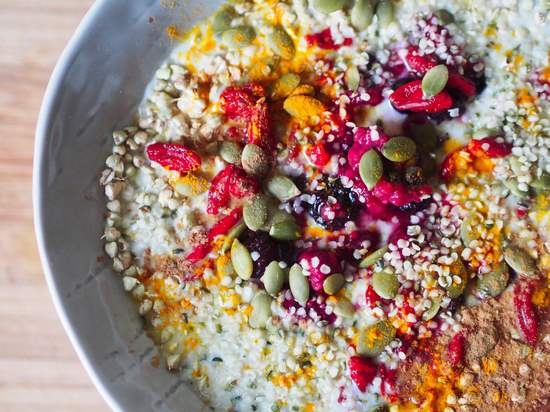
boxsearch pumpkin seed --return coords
[334,298,355,318]
[503,246,537,278]
[351,0,375,30]
[421,298,441,321]
[313,0,349,14]
[212,6,235,33]
[231,239,253,280]
[249,291,272,328]
[473,261,509,299]
[409,121,438,151]
[261,261,286,296]
[434,8,454,24]
[268,27,295,60]
[357,320,396,357]
[222,25,256,49]
[216,256,235,277]
[289,263,310,306]
[345,66,361,91]
[376,0,395,26]
[267,175,301,201]
[242,143,269,176]
[243,195,269,231]
[271,73,301,100]
[290,84,315,96]
[372,269,399,299]
[268,209,295,226]
[270,219,301,240]
[323,273,345,295]
[446,258,469,298]
[422,64,449,98]
[359,149,383,190]
[219,141,242,164]
[359,245,388,268]
[530,174,550,192]
[460,212,484,246]
[381,136,417,163]
[221,220,246,253]
[504,178,528,198]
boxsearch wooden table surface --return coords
[0,1,109,411]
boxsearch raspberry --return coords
[402,46,437,75]
[305,28,353,50]
[306,143,331,168]
[146,142,202,173]
[298,249,342,293]
[348,356,377,392]
[347,126,390,171]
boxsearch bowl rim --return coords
[33,0,121,410]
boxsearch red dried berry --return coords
[514,282,538,346]
[146,142,201,173]
[447,332,465,366]
[306,143,331,168]
[402,46,437,75]
[440,150,460,182]
[348,356,378,392]
[207,166,234,215]
[305,28,353,50]
[229,168,260,198]
[389,80,454,113]
[247,100,272,150]
[447,72,477,97]
[466,137,512,159]
[365,284,381,309]
[219,86,256,121]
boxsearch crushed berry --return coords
[239,230,293,278]
[298,249,342,293]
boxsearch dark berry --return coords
[405,166,425,185]
[239,230,294,278]
[307,177,359,230]
[397,196,432,213]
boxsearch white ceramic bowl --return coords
[33,1,221,410]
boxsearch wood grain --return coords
[0,1,109,411]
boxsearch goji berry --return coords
[365,284,381,308]
[440,150,460,182]
[447,72,477,97]
[389,80,454,114]
[207,166,234,215]
[306,143,331,167]
[402,46,437,75]
[247,100,272,150]
[514,282,538,346]
[146,142,201,173]
[219,86,256,121]
[228,167,260,198]
[348,356,378,392]
[447,332,465,366]
[466,137,512,158]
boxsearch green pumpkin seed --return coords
[268,27,295,60]
[221,220,246,253]
[222,25,256,49]
[242,143,269,176]
[381,136,417,163]
[212,6,235,33]
[531,174,550,192]
[351,0,375,30]
[243,195,269,231]
[409,121,438,151]
[503,178,528,198]
[334,298,355,318]
[359,149,383,190]
[313,0,349,14]
[231,239,253,280]
[421,298,441,321]
[460,212,484,246]
[434,9,455,24]
[289,263,310,306]
[372,269,399,299]
[219,141,242,164]
[503,246,537,278]
[261,261,286,296]
[357,320,396,357]
[359,245,388,268]
[249,291,272,328]
[422,64,449,98]
[267,175,301,201]
[271,73,301,100]
[446,258,469,299]
[323,273,345,295]
[473,261,509,299]
[376,0,395,26]
[345,66,361,91]
[270,220,301,240]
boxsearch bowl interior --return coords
[34,0,222,410]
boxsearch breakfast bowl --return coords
[34,0,550,411]
[33,1,219,410]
